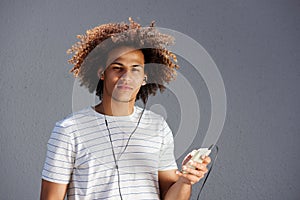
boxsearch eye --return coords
[132,65,143,72]
[132,68,140,72]
[112,66,123,71]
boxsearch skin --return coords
[40,46,211,200]
[96,46,147,116]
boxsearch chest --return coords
[73,123,163,173]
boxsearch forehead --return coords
[106,46,144,66]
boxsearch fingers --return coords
[176,157,210,185]
[201,155,211,164]
[176,170,204,184]
[184,161,208,175]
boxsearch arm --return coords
[40,179,68,200]
[159,170,191,200]
[41,121,75,199]
[159,156,211,200]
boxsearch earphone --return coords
[100,71,104,80]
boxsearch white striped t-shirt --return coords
[42,106,177,200]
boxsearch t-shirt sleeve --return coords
[158,118,178,171]
[41,121,75,184]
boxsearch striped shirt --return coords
[42,106,177,200]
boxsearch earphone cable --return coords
[196,145,219,200]
[117,106,146,161]
[104,104,146,200]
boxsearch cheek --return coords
[134,73,145,82]
[134,77,144,87]
[104,76,119,88]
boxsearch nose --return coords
[120,70,132,82]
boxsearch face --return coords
[100,46,146,103]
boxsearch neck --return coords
[95,98,135,116]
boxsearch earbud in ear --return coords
[142,76,147,86]
[97,68,105,80]
[100,71,105,80]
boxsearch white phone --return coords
[183,145,213,173]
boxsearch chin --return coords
[112,96,135,103]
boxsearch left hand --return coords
[176,155,211,185]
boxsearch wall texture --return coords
[0,0,299,199]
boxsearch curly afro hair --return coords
[67,17,179,104]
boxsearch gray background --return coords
[1,0,299,199]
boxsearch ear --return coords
[142,75,147,86]
[97,68,104,80]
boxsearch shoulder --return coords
[136,106,165,121]
[136,106,170,131]
[54,106,96,130]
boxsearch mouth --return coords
[116,85,133,90]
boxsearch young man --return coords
[40,18,211,200]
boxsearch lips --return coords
[116,85,133,90]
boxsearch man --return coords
[40,18,211,200]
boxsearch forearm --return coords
[40,180,67,200]
[163,177,192,200]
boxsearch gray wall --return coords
[1,0,299,199]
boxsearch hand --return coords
[176,155,211,185]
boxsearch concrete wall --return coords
[0,0,299,199]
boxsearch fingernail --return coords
[176,171,179,174]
